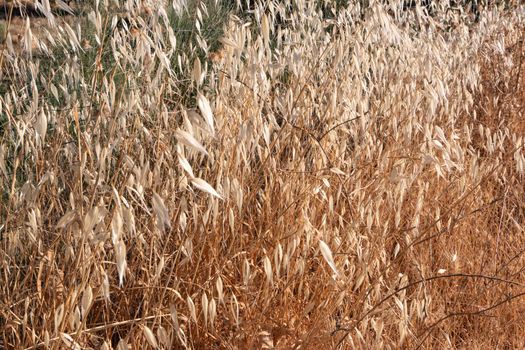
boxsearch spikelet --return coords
[319,240,339,277]
[115,240,127,287]
[143,326,158,349]
[197,94,215,135]
[175,129,209,156]
[191,178,223,199]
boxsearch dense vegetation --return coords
[1,0,525,348]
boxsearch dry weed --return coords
[1,1,525,349]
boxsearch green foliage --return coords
[167,0,236,105]
[170,0,234,56]
[0,20,6,44]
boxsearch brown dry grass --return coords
[1,1,525,349]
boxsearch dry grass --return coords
[1,0,525,349]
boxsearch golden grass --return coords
[1,1,525,349]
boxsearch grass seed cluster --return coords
[1,0,525,349]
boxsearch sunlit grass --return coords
[1,1,525,349]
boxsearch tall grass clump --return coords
[1,0,525,348]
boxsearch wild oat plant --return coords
[1,0,525,348]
